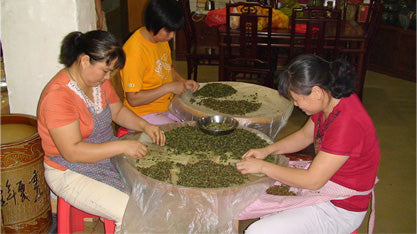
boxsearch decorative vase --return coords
[1,114,52,233]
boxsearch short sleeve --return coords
[320,117,364,157]
[40,86,79,130]
[120,52,145,93]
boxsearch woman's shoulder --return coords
[124,27,155,52]
[43,70,71,91]
[333,94,374,130]
[339,94,369,117]
[40,70,75,103]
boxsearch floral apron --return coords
[49,87,127,193]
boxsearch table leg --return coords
[219,43,225,81]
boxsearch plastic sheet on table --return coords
[112,122,290,233]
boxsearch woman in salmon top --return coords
[37,30,165,232]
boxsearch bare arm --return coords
[94,0,104,30]
[237,151,349,190]
[268,118,315,155]
[125,67,199,107]
[242,118,315,160]
[125,84,176,107]
[49,120,150,163]
[110,101,165,145]
[172,67,199,92]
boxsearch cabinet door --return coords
[127,0,150,32]
[368,24,416,82]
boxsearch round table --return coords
[114,121,290,233]
[169,82,293,140]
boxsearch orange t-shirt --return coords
[120,27,174,116]
[37,69,120,170]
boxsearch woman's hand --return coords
[236,157,268,175]
[143,124,166,146]
[242,148,270,160]
[122,140,149,159]
[184,80,200,92]
[169,81,187,95]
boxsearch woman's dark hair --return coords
[144,0,185,34]
[277,54,356,100]
[59,30,125,69]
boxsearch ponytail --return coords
[59,31,83,67]
[328,58,356,98]
[277,54,356,100]
[58,30,125,69]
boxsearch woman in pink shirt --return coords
[236,54,380,234]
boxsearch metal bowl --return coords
[197,115,239,135]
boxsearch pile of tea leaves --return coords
[197,98,262,115]
[135,126,274,188]
[191,83,262,115]
[266,184,297,196]
[176,160,247,188]
[194,83,237,98]
[164,126,268,160]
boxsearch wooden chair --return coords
[179,0,219,81]
[289,6,342,61]
[340,0,383,99]
[246,0,279,8]
[223,2,275,88]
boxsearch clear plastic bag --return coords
[113,122,290,233]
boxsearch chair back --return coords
[224,2,275,87]
[179,0,219,81]
[179,0,196,54]
[225,2,273,65]
[289,6,342,61]
[363,1,383,46]
[246,0,279,8]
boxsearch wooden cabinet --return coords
[368,24,416,82]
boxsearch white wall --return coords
[1,0,96,116]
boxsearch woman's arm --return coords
[94,0,104,30]
[237,118,349,190]
[49,120,150,163]
[125,66,199,107]
[268,118,315,155]
[172,67,199,92]
[125,67,187,107]
[125,84,178,107]
[237,151,349,190]
[110,101,165,145]
[242,118,315,159]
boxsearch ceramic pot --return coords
[1,114,52,233]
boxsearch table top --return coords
[217,20,366,46]
[169,82,294,139]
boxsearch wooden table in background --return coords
[217,20,368,98]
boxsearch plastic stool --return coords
[57,197,115,234]
[351,230,358,234]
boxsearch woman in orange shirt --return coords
[118,0,199,137]
[37,30,165,232]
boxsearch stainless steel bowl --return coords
[197,115,239,135]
